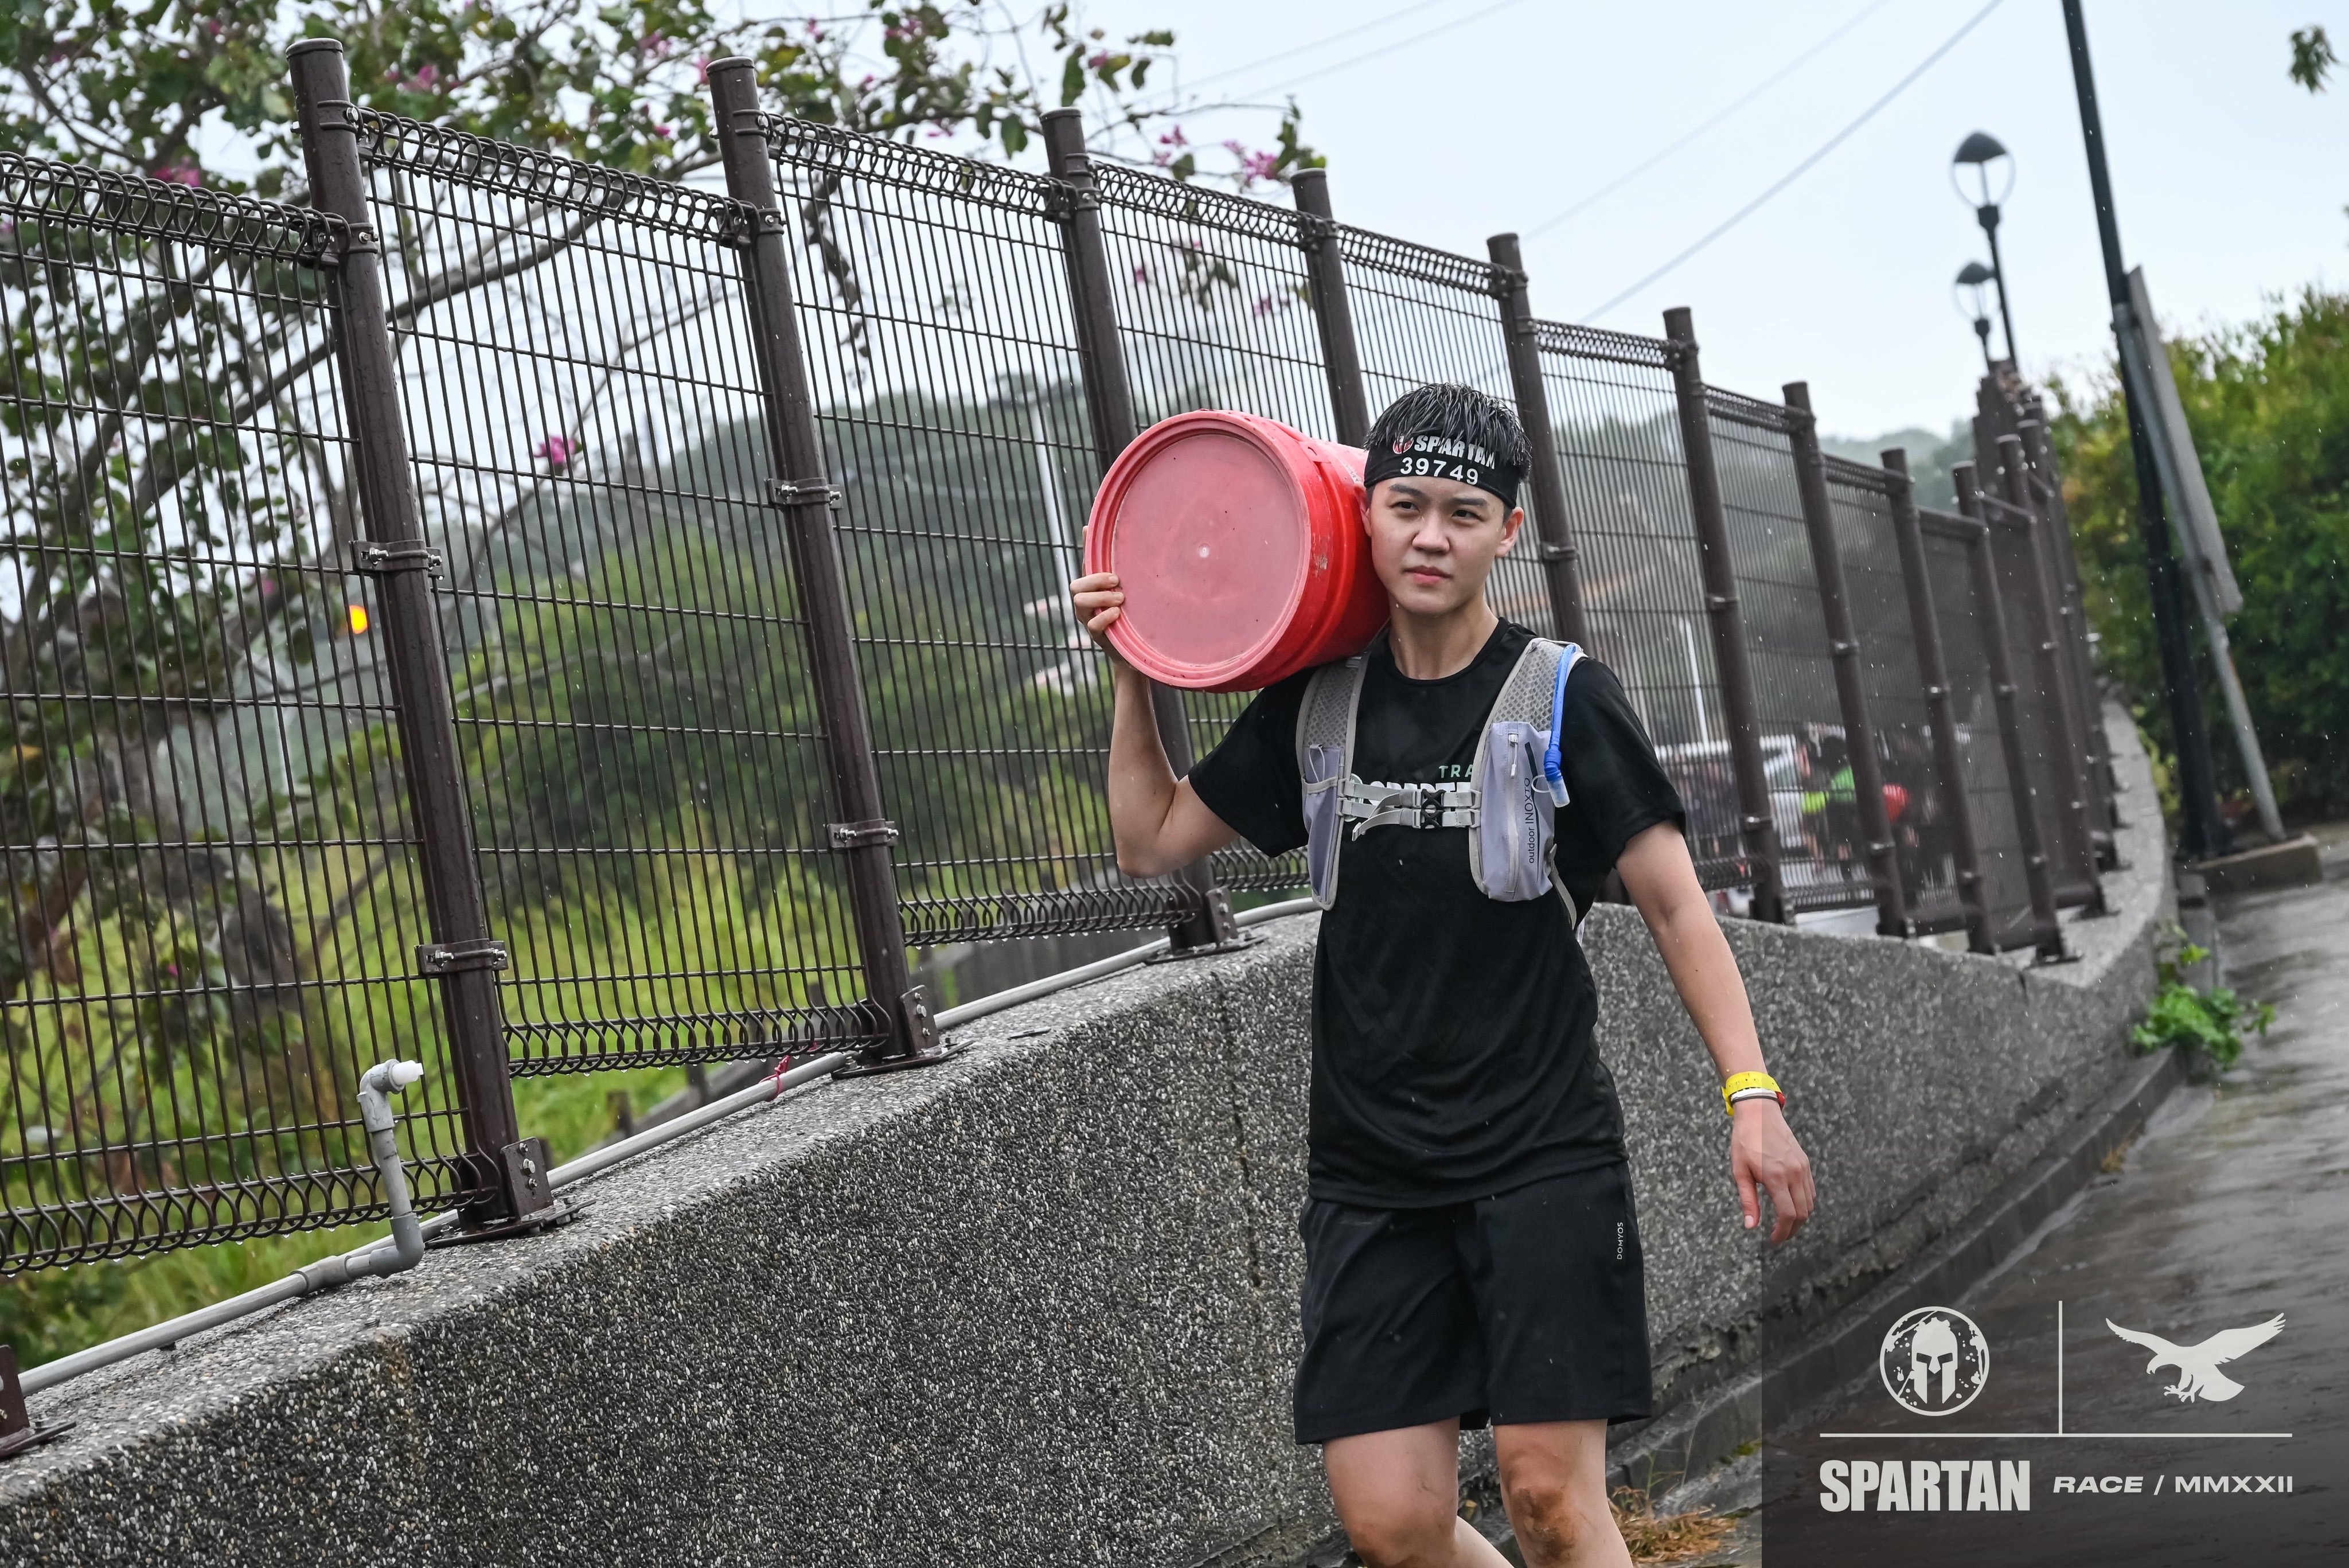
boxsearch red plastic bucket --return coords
[1082,410,1386,692]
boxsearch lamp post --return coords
[1953,261,1998,373]
[2059,0,2231,862]
[1952,131,2018,365]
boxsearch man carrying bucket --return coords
[1070,383,1813,1568]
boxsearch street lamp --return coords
[1950,130,2018,365]
[1952,261,1998,372]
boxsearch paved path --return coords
[1756,869,2349,1566]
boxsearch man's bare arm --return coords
[1074,571,1242,877]
[1616,821,1816,1243]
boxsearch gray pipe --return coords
[22,1059,429,1395]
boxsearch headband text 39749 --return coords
[1362,432,1523,509]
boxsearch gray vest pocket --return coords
[1476,720,1557,902]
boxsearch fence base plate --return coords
[432,1196,587,1248]
[833,1039,961,1078]
[0,1419,71,1462]
[1148,930,1260,963]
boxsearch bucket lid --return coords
[1098,419,1308,683]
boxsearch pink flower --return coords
[652,123,673,139]
[694,54,711,84]
[153,164,202,187]
[1253,294,1276,317]
[1158,127,1187,147]
[1087,50,1114,69]
[1133,264,1149,284]
[1239,149,1281,185]
[412,63,439,91]
[536,435,579,470]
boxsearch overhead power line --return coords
[1581,0,2010,324]
[1164,0,1454,96]
[1524,0,1899,240]
[1248,0,1531,99]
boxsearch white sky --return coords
[1077,0,2349,438]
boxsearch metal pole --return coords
[1884,450,1993,954]
[1957,462,2065,961]
[1997,434,2104,911]
[1291,170,1372,447]
[1663,307,1782,923]
[2015,417,2118,859]
[1040,107,1238,953]
[2016,413,2119,852]
[2060,0,2231,862]
[707,58,947,1071]
[1785,383,1906,935]
[1980,205,2019,366]
[286,40,559,1229]
[1489,233,1590,647]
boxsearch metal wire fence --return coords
[1822,461,1952,925]
[1534,325,1743,890]
[357,112,876,1072]
[1703,391,1864,914]
[1918,511,2039,946]
[0,65,2112,1274]
[0,155,490,1269]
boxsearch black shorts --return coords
[1294,1163,1653,1444]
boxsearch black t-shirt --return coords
[1189,620,1685,1208]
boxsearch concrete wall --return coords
[0,711,2165,1567]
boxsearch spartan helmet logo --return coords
[1392,436,1414,454]
[1910,1315,1961,1405]
[1879,1305,1990,1417]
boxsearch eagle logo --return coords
[2105,1315,2285,1403]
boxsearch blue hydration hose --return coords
[1543,642,1582,806]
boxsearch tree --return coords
[2290,25,2335,92]
[2048,290,2349,820]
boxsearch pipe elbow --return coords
[346,1058,428,1281]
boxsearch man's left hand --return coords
[1730,1098,1814,1245]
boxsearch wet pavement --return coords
[1757,868,2349,1566]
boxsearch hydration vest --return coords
[1293,633,1586,918]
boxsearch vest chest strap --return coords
[1340,777,1480,838]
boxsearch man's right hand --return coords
[1070,571,1126,659]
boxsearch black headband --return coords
[1362,432,1523,508]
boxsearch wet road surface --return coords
[1757,869,2349,1566]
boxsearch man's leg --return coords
[1324,1420,1511,1568]
[1492,1421,1633,1568]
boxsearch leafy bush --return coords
[2048,290,2349,820]
[2131,927,2275,1071]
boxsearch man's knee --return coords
[1501,1469,1611,1563]
[1344,1495,1461,1568]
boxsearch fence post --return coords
[287,40,560,1228]
[1997,433,2105,914]
[1884,450,1995,955]
[1489,233,1590,647]
[2018,414,2118,858]
[706,58,949,1071]
[1291,170,1372,447]
[1784,383,1906,935]
[1040,107,1239,953]
[1956,462,2066,961]
[1663,308,1784,922]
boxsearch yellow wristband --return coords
[1722,1071,1783,1117]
